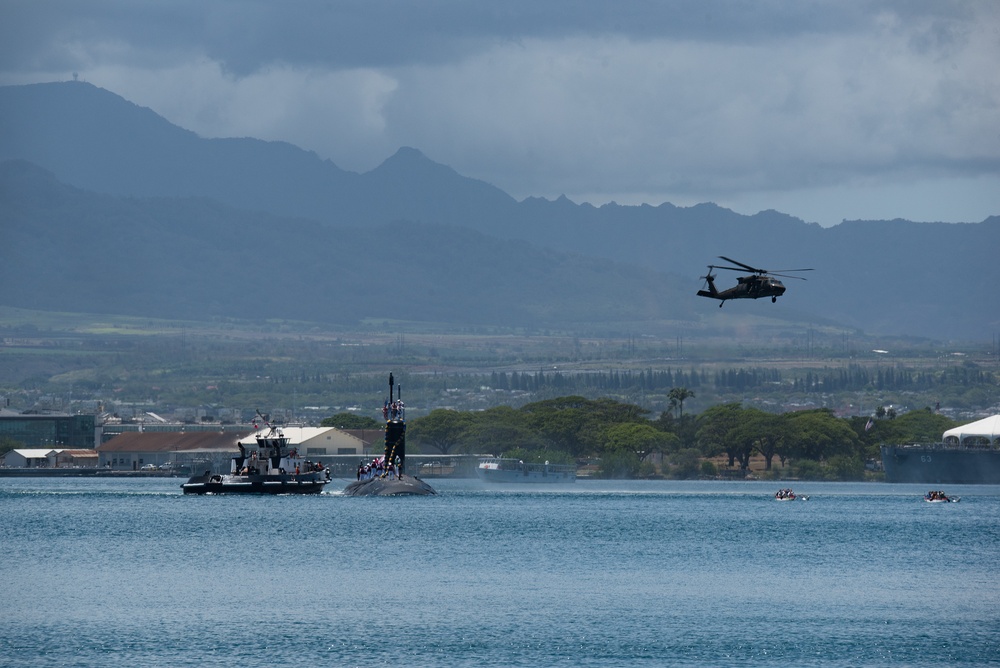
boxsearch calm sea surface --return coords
[2,477,998,667]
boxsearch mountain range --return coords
[1,81,997,341]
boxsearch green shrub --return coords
[826,455,865,481]
[792,459,827,481]
[598,450,641,479]
[669,448,702,479]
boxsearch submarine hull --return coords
[343,474,436,496]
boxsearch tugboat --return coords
[181,411,330,494]
[343,374,436,496]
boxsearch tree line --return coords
[382,392,960,481]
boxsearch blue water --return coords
[2,478,999,667]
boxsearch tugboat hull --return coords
[181,472,328,494]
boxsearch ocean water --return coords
[2,477,998,667]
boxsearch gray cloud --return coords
[2,0,998,225]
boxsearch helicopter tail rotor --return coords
[697,266,719,298]
[700,265,716,285]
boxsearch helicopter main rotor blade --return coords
[718,256,763,273]
[771,272,809,281]
[768,268,814,273]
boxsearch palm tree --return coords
[668,387,695,419]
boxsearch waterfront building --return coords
[1,448,98,468]
[0,409,97,448]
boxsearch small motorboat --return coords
[924,490,960,503]
[775,488,808,501]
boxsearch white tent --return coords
[943,415,1000,446]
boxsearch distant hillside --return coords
[0,161,698,330]
[1,81,998,339]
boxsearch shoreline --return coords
[0,468,182,478]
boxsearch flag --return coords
[865,418,874,432]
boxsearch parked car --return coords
[140,464,158,471]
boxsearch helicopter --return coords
[697,256,813,306]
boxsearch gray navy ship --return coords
[881,414,1000,484]
[880,444,1000,484]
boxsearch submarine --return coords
[343,373,436,497]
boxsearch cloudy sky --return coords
[2,0,999,225]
